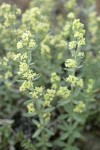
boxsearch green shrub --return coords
[0,1,100,150]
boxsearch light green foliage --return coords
[0,3,21,53]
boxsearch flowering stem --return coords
[67,70,75,148]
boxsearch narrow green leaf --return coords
[45,128,54,136]
[32,129,42,138]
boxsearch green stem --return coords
[35,100,47,150]
[41,130,47,150]
[67,70,75,148]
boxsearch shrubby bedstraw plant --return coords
[54,19,86,150]
[15,17,86,150]
[61,19,85,147]
[14,29,54,149]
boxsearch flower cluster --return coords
[41,41,51,56]
[62,22,71,38]
[50,35,67,49]
[65,0,76,10]
[86,79,94,93]
[30,86,43,99]
[0,51,17,88]
[73,19,85,47]
[65,59,77,68]
[43,112,51,122]
[44,89,56,107]
[0,4,21,51]
[51,72,60,89]
[22,7,50,34]
[17,30,36,50]
[74,101,85,113]
[15,30,37,92]
[19,80,33,92]
[88,12,99,43]
[57,86,70,99]
[30,0,54,15]
[69,19,85,49]
[67,12,75,19]
[17,61,36,92]
[69,41,77,49]
[66,75,83,88]
[27,103,35,113]
[0,3,21,27]
[77,52,84,58]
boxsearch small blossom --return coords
[66,75,78,86]
[20,53,28,60]
[69,41,77,49]
[74,31,84,39]
[5,71,12,79]
[13,53,21,60]
[23,69,36,80]
[66,75,83,88]
[20,80,33,92]
[51,72,60,83]
[86,79,94,93]
[67,12,75,19]
[57,86,70,99]
[22,30,31,41]
[56,40,67,48]
[51,72,60,89]
[78,52,84,58]
[72,19,84,31]
[43,112,51,122]
[27,103,35,113]
[62,23,71,37]
[18,62,29,75]
[17,41,23,49]
[30,86,43,99]
[78,38,85,47]
[29,39,36,48]
[41,43,50,55]
[44,89,56,107]
[76,79,83,88]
